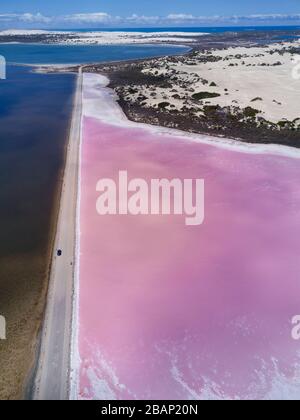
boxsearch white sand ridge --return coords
[118,40,300,125]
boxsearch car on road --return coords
[57,249,62,257]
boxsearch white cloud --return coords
[19,13,51,24]
[0,12,51,24]
[125,14,160,24]
[63,13,111,23]
[167,14,196,21]
[0,11,300,28]
[246,14,300,20]
[166,14,224,24]
[166,13,300,24]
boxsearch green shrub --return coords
[158,102,170,109]
[243,107,260,118]
[192,92,221,100]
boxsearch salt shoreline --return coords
[84,73,300,159]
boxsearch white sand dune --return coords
[0,29,207,45]
[0,29,69,35]
[122,40,300,124]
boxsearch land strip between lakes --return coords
[33,68,82,400]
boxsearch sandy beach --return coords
[70,72,300,400]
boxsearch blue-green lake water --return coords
[0,44,188,65]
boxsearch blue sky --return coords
[0,0,300,28]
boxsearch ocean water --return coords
[59,26,300,33]
[0,44,189,65]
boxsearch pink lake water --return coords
[74,75,300,400]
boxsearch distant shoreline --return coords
[1,26,299,47]
[22,27,300,150]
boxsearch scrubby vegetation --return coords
[83,32,300,149]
